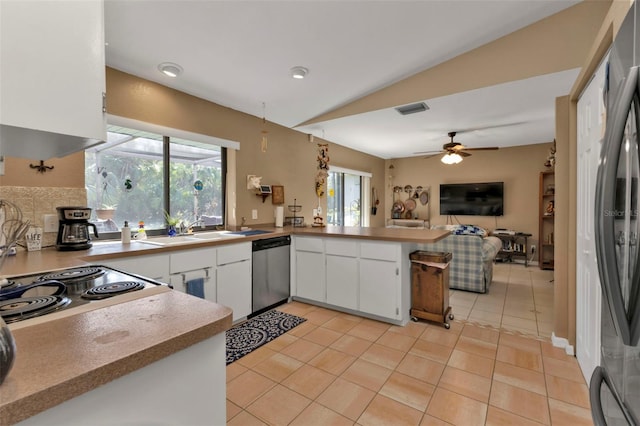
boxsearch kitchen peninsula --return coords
[0,226,448,424]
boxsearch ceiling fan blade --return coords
[454,122,527,134]
[463,146,499,151]
[422,153,442,159]
[459,151,472,157]
[413,150,443,155]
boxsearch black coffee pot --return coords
[55,207,99,251]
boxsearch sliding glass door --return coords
[328,170,362,226]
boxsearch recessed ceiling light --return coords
[290,66,309,79]
[158,62,183,78]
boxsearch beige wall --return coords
[0,70,386,230]
[0,152,84,188]
[105,68,387,228]
[387,144,552,248]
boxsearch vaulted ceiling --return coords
[104,0,610,159]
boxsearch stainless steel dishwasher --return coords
[251,235,291,316]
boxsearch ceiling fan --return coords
[415,132,499,164]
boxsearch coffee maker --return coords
[56,207,99,251]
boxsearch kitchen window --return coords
[85,117,235,237]
[327,167,371,227]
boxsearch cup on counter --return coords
[25,226,43,251]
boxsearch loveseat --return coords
[417,225,502,293]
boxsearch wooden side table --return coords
[492,232,532,266]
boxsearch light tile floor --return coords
[450,262,555,338]
[227,267,592,425]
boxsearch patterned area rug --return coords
[226,309,306,365]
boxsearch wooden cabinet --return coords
[539,171,555,270]
[0,0,106,158]
[217,243,252,321]
[409,252,452,328]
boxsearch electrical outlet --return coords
[530,244,536,254]
[43,214,58,232]
[252,209,258,220]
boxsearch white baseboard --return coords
[552,332,575,356]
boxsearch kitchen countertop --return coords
[293,225,449,243]
[0,290,232,425]
[0,225,447,424]
[1,225,449,276]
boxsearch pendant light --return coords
[260,102,268,153]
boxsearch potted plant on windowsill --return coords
[96,204,117,220]
[164,211,181,236]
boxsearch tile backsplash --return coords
[0,186,87,250]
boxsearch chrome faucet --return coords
[179,217,205,235]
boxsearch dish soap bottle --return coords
[121,221,131,244]
[137,221,147,240]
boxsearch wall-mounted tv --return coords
[440,182,504,216]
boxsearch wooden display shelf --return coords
[539,171,555,270]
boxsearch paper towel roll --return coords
[275,206,284,227]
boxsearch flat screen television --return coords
[440,182,504,216]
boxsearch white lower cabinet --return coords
[359,241,401,320]
[326,255,359,310]
[359,258,399,319]
[295,250,326,302]
[100,254,170,283]
[293,236,407,324]
[216,243,252,322]
[325,239,359,310]
[101,243,252,321]
[169,247,217,302]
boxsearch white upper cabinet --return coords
[0,0,106,159]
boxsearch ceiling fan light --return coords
[441,153,462,165]
[158,62,183,78]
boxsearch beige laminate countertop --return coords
[0,290,232,425]
[0,225,449,276]
[293,225,450,243]
[0,225,447,424]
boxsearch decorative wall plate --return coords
[404,198,416,211]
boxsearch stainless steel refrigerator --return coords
[593,2,640,424]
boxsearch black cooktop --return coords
[0,265,165,324]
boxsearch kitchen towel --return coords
[275,206,284,228]
[186,277,205,299]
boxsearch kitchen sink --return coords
[190,231,245,240]
[135,231,245,246]
[136,235,201,246]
